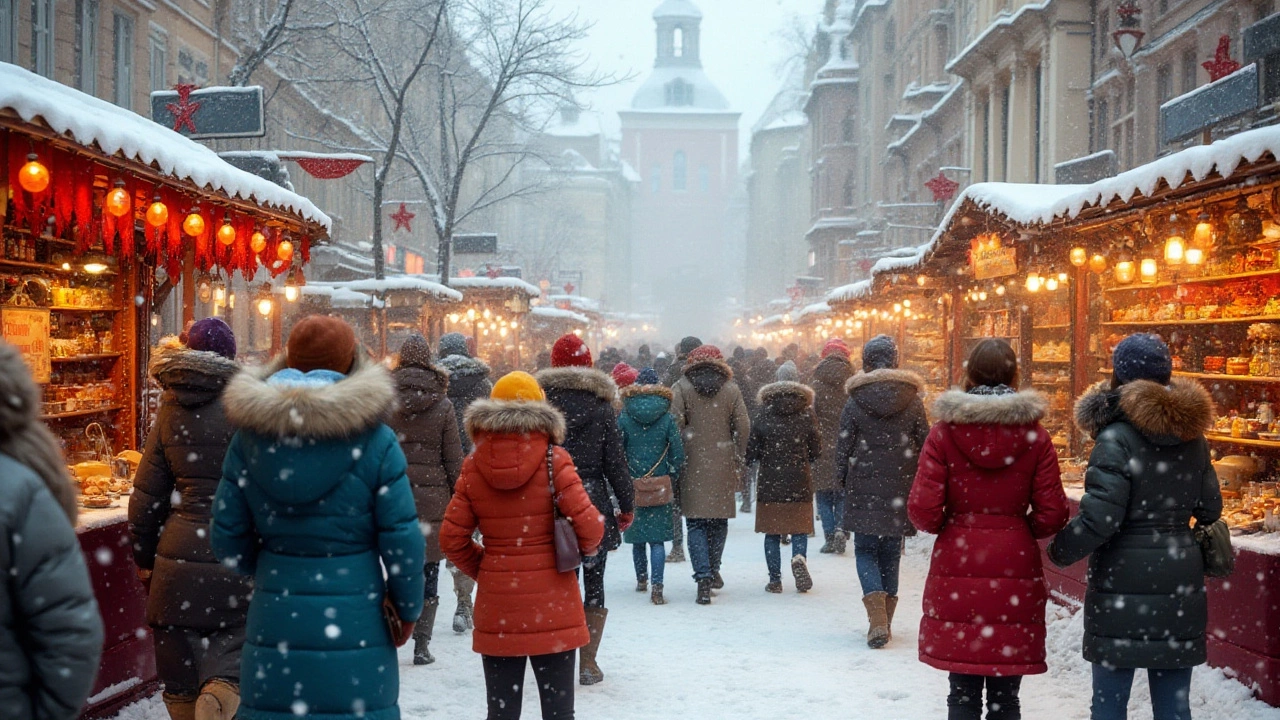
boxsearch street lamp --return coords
[1112,0,1144,60]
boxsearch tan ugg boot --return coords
[885,595,899,641]
[863,591,890,649]
[163,694,196,720]
[193,679,239,720]
[579,607,608,685]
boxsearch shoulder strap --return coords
[547,444,564,519]
[642,445,669,478]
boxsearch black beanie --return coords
[676,336,703,357]
[862,334,898,372]
[1112,333,1172,385]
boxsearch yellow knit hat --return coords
[491,371,545,402]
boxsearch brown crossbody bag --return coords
[632,446,673,508]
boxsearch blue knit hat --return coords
[636,367,661,385]
[1112,333,1172,385]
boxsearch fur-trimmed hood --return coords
[223,351,396,439]
[0,342,77,521]
[439,353,491,378]
[933,388,1047,426]
[150,336,239,408]
[845,368,925,420]
[1075,378,1213,444]
[464,399,567,443]
[393,363,450,415]
[620,383,673,402]
[758,380,814,415]
[621,384,673,427]
[684,357,733,397]
[810,353,853,388]
[535,366,618,404]
[464,399,567,492]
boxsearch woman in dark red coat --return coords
[908,339,1069,720]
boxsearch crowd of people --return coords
[0,315,1223,720]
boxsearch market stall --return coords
[525,305,590,358]
[1,63,329,718]
[444,276,540,368]
[318,276,462,358]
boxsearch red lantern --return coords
[277,238,295,262]
[19,154,50,193]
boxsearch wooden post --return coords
[1071,264,1091,455]
[181,248,195,328]
[949,288,966,385]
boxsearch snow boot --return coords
[832,530,848,555]
[863,591,890,648]
[781,534,790,545]
[711,570,725,590]
[636,576,648,593]
[667,543,686,563]
[885,595,899,641]
[791,555,813,593]
[451,565,475,634]
[163,693,197,720]
[739,492,752,514]
[765,580,783,594]
[651,583,666,605]
[696,578,713,605]
[194,679,239,720]
[413,597,439,665]
[579,607,608,685]
[819,534,835,554]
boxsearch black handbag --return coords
[1194,519,1235,578]
[547,445,582,573]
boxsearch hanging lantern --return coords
[250,230,267,254]
[1057,272,1070,283]
[995,284,1007,296]
[183,208,206,237]
[1114,246,1136,284]
[212,274,227,305]
[256,284,274,317]
[217,217,237,246]
[1227,198,1262,245]
[1140,257,1158,283]
[1192,211,1213,249]
[1046,276,1059,291]
[1185,247,1205,265]
[196,273,214,303]
[277,238,295,262]
[18,154,50,193]
[284,267,303,302]
[1025,272,1041,292]
[146,196,169,228]
[1069,247,1088,267]
[1162,213,1185,265]
[105,180,132,218]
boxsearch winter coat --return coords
[810,354,854,492]
[440,398,605,657]
[671,358,752,519]
[212,353,425,720]
[908,388,1069,676]
[129,341,251,630]
[536,367,634,551]
[835,369,930,536]
[617,384,685,545]
[439,354,493,453]
[0,344,103,720]
[746,382,820,536]
[389,363,464,564]
[1048,379,1222,669]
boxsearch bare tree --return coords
[226,0,297,86]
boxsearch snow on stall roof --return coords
[0,62,330,229]
[332,276,462,302]
[530,306,590,324]
[754,313,788,329]
[547,294,602,313]
[448,276,542,297]
[795,302,831,320]
[302,285,373,308]
[826,279,872,304]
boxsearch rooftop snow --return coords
[448,276,542,297]
[332,276,463,301]
[796,302,832,320]
[531,306,591,324]
[0,62,330,229]
[630,66,732,111]
[826,279,873,303]
[547,294,602,312]
[653,0,702,19]
[302,285,373,308]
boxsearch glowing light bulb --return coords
[276,239,295,262]
[1089,253,1107,274]
[217,221,236,246]
[251,231,267,253]
[146,199,169,227]
[105,183,131,218]
[1026,272,1041,292]
[1140,257,1158,282]
[257,297,273,317]
[183,212,206,237]
[1185,247,1205,265]
[18,154,50,193]
[1046,277,1059,291]
[1069,247,1088,267]
[1165,234,1185,264]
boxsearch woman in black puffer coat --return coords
[1049,334,1222,720]
[130,320,250,720]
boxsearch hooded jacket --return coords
[440,398,604,657]
[536,367,634,551]
[810,354,854,492]
[835,369,930,536]
[618,384,685,545]
[671,358,752,519]
[1048,379,1221,669]
[747,381,821,536]
[439,354,493,453]
[0,343,103,720]
[211,352,425,720]
[908,388,1069,677]
[389,362,464,564]
[130,339,251,631]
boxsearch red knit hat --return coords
[686,344,723,363]
[550,333,593,368]
[612,362,639,388]
[287,315,357,374]
[821,338,851,359]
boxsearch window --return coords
[149,32,167,92]
[1156,63,1174,103]
[841,111,854,143]
[698,164,710,192]
[884,19,895,53]
[673,26,683,57]
[1181,48,1199,92]
[842,172,854,208]
[1033,64,1042,182]
[31,0,54,77]
[649,166,661,194]
[76,0,98,93]
[1095,98,1109,151]
[1159,0,1169,14]
[113,12,134,108]
[0,0,15,63]
[672,151,687,191]
[664,78,693,106]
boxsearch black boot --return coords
[819,534,835,554]
[711,570,724,590]
[832,530,848,555]
[413,597,439,665]
[636,576,648,593]
[696,578,712,605]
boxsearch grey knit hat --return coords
[775,360,800,382]
[862,334,898,371]
[438,332,470,359]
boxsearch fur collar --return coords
[933,388,1047,425]
[620,383,673,401]
[149,336,239,383]
[1075,378,1213,442]
[535,367,618,403]
[758,380,815,405]
[223,351,396,439]
[393,361,450,390]
[439,354,490,377]
[845,368,925,396]
[684,357,734,379]
[464,399,566,443]
[0,343,77,521]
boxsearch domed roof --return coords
[654,0,702,19]
[630,67,730,110]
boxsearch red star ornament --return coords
[924,171,960,202]
[1202,35,1241,82]
[390,203,415,232]
[167,84,202,134]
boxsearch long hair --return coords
[963,338,1019,391]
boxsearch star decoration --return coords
[486,265,501,279]
[390,203,415,232]
[924,171,960,202]
[856,259,874,274]
[167,83,202,134]
[1202,35,1241,82]
[563,282,576,295]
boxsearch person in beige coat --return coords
[670,344,751,605]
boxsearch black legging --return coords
[579,552,607,608]
[947,673,1022,720]
[482,651,576,719]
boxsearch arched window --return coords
[665,78,694,106]
[672,151,687,191]
[673,27,684,57]
[841,111,854,143]
[843,172,855,208]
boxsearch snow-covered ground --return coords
[109,519,1279,720]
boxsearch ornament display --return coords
[277,239,295,262]
[217,220,236,246]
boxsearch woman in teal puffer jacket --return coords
[211,316,425,720]
[620,368,685,605]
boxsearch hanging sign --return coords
[150,85,265,139]
[2,307,51,383]
[970,234,1017,280]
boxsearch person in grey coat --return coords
[809,340,855,554]
[0,340,104,720]
[1049,334,1221,720]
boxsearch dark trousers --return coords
[482,650,576,719]
[947,673,1022,720]
[1091,664,1193,720]
[153,625,245,698]
[424,560,440,598]
[814,490,845,536]
[578,551,607,608]
[686,518,728,582]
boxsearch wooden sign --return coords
[970,234,1018,280]
[2,307,51,383]
[1160,64,1258,144]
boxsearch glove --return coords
[136,567,152,592]
[581,552,602,570]
[383,596,416,648]
[616,511,635,532]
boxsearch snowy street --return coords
[109,520,1280,720]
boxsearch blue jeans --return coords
[764,533,808,583]
[854,533,902,596]
[1091,665,1193,720]
[815,490,845,537]
[686,518,728,582]
[632,543,666,585]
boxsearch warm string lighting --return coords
[146,196,169,227]
[1069,246,1088,267]
[18,154,50,193]
[105,180,131,218]
[183,208,206,237]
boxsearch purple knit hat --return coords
[186,317,237,360]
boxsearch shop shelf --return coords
[1100,314,1280,327]
[0,257,73,273]
[1032,324,1070,330]
[41,405,123,421]
[1102,268,1280,294]
[1204,433,1280,449]
[50,305,120,313]
[1099,368,1280,384]
[1032,358,1071,364]
[51,353,123,363]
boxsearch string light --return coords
[18,154,49,193]
[105,180,131,218]
[146,196,168,227]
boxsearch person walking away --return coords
[211,315,425,720]
[537,335,634,686]
[811,339,854,554]
[662,336,701,561]
[747,366,821,594]
[437,331,491,633]
[0,341,104,720]
[1047,334,1221,720]
[833,335,929,647]
[908,338,1068,720]
[441,372,605,720]
[611,362,639,390]
[389,333,464,665]
[129,319,250,720]
[663,336,703,388]
[619,368,685,605]
[671,344,751,604]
